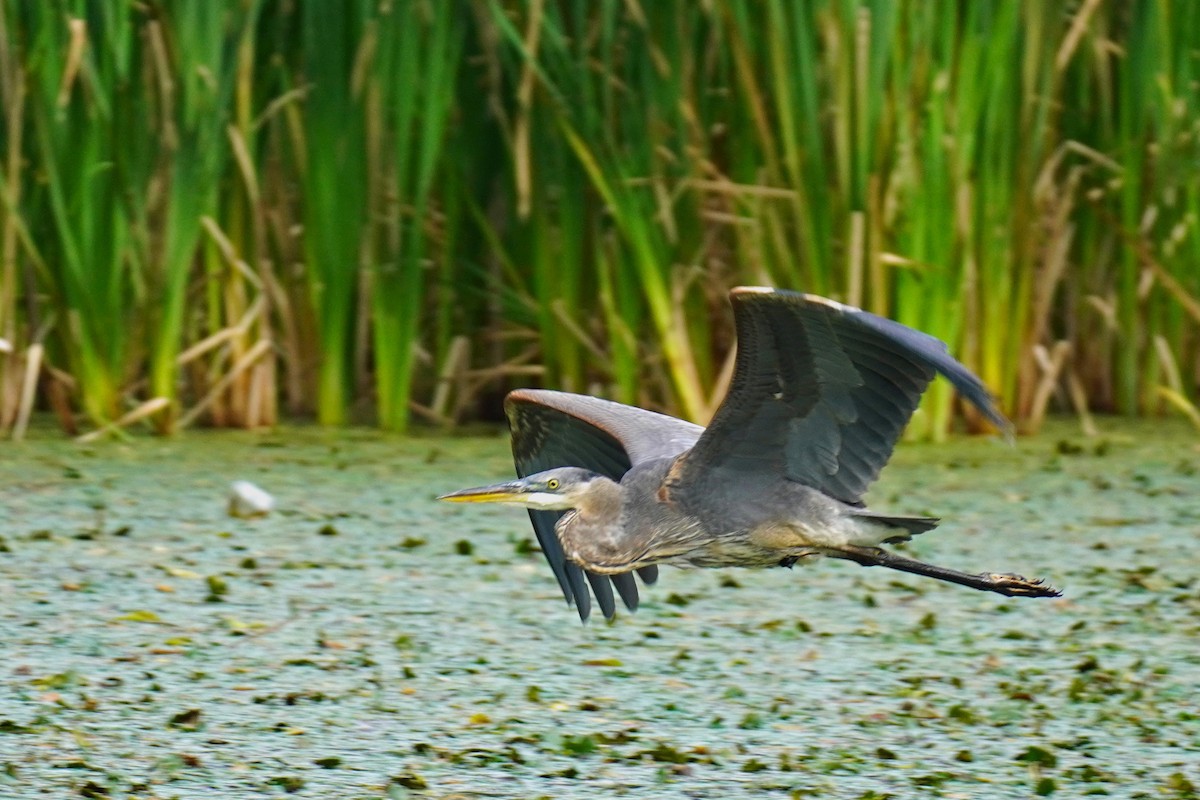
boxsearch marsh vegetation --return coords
[1,3,1198,438]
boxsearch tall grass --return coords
[0,1,1197,439]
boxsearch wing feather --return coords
[673,288,1009,505]
[505,389,703,620]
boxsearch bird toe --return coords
[986,572,1062,598]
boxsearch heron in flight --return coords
[441,288,1059,620]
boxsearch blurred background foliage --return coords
[0,0,1198,439]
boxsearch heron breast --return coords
[748,524,818,550]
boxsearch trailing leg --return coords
[830,545,1061,598]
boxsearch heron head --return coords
[438,467,606,511]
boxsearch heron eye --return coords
[547,478,560,490]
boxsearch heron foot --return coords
[980,572,1062,598]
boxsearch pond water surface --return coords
[1,419,1198,798]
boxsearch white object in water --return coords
[228,481,274,518]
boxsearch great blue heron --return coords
[440,288,1059,620]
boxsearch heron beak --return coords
[437,481,528,504]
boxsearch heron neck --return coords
[576,475,623,520]
[557,475,634,573]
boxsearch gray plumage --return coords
[441,288,1059,621]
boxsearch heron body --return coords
[441,288,1060,620]
[552,461,921,574]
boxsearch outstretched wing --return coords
[671,288,1010,505]
[505,389,704,621]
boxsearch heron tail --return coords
[851,511,940,543]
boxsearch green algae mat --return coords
[1,421,1198,799]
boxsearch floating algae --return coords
[0,420,1197,797]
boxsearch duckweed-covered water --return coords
[1,420,1198,798]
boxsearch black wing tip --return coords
[989,409,1017,442]
[568,570,658,623]
[612,572,642,614]
[585,571,618,621]
[941,365,1014,437]
[636,565,660,585]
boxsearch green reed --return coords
[299,0,370,426]
[0,1,23,428]
[148,2,260,431]
[369,0,464,431]
[21,2,147,426]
